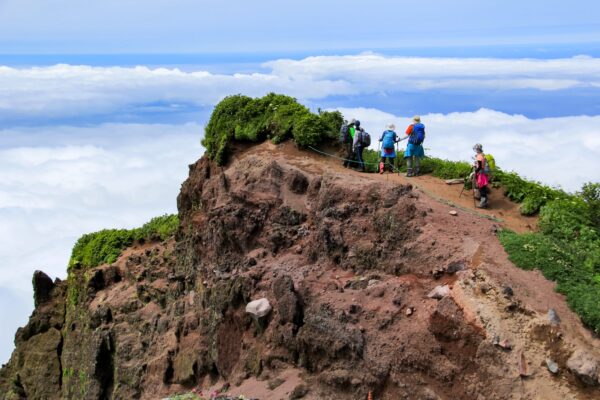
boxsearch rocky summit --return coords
[1,141,599,400]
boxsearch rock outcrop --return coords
[1,141,599,399]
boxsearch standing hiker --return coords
[379,124,398,174]
[342,119,358,168]
[404,116,426,177]
[353,126,371,172]
[472,143,490,208]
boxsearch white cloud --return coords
[0,123,203,289]
[0,122,203,363]
[1,55,600,122]
[265,55,600,91]
[337,107,600,192]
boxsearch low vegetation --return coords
[68,214,178,269]
[499,182,600,333]
[202,93,342,165]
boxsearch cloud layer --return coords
[2,55,600,124]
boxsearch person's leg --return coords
[387,157,395,172]
[379,157,385,174]
[356,146,365,171]
[414,156,421,176]
[478,185,489,208]
[348,143,356,167]
[406,157,413,177]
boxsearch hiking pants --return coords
[406,156,421,173]
[343,142,354,167]
[480,185,488,199]
[356,146,365,171]
[381,156,395,172]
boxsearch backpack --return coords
[361,131,371,147]
[484,153,496,175]
[382,130,396,149]
[409,123,425,145]
[339,123,350,144]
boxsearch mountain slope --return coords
[1,141,599,400]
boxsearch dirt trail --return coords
[248,141,536,233]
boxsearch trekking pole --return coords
[396,141,400,175]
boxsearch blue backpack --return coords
[409,123,425,145]
[382,130,396,149]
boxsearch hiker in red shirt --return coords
[404,116,426,177]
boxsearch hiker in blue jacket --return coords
[379,124,398,174]
[404,116,426,177]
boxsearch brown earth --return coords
[1,141,599,400]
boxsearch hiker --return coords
[472,143,490,208]
[353,126,371,172]
[342,119,358,168]
[378,124,398,174]
[404,116,426,177]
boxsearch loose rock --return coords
[246,298,272,318]
[289,383,309,399]
[427,285,450,300]
[546,359,559,374]
[567,349,599,386]
[547,308,561,326]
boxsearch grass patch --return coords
[69,214,178,269]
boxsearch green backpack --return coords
[484,154,496,175]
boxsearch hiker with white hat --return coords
[404,116,426,177]
[378,123,399,174]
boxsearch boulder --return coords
[567,349,599,386]
[32,270,54,307]
[246,298,272,318]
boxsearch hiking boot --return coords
[477,197,488,208]
[406,168,414,177]
[414,168,420,176]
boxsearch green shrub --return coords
[69,214,179,269]
[134,214,179,242]
[493,170,567,215]
[202,93,342,165]
[202,95,253,165]
[318,109,344,141]
[292,112,328,147]
[69,229,134,269]
[579,182,600,230]
[499,184,600,334]
[499,229,600,333]
[362,149,381,172]
[420,157,472,179]
[538,198,592,240]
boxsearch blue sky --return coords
[1,0,600,364]
[1,0,600,54]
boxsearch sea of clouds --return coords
[1,54,600,363]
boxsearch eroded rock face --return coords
[2,143,599,400]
